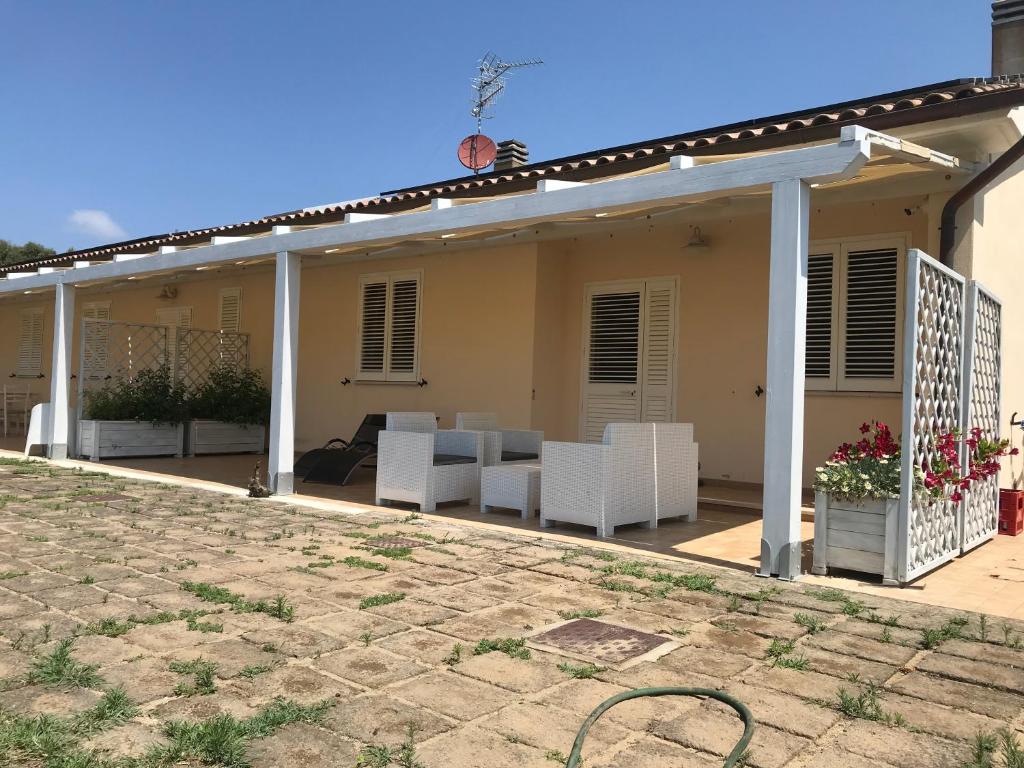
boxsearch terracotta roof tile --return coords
[7,77,1024,274]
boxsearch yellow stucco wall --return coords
[963,155,1024,488]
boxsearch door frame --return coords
[578,276,679,441]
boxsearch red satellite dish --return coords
[458,134,496,171]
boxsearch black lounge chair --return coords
[298,414,386,486]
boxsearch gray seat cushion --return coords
[501,450,539,462]
[433,454,476,466]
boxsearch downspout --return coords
[939,133,1024,267]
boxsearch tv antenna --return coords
[458,52,542,174]
[471,51,543,133]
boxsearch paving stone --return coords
[594,737,719,768]
[165,638,282,678]
[360,596,459,626]
[887,670,1024,720]
[877,689,1006,741]
[101,575,176,598]
[416,585,505,613]
[743,665,848,702]
[101,656,182,703]
[536,678,702,730]
[704,612,805,639]
[375,628,463,666]
[719,681,841,739]
[938,637,1024,667]
[455,648,567,693]
[687,624,772,659]
[246,722,360,768]
[84,723,167,758]
[323,691,455,743]
[31,584,110,610]
[1,571,75,593]
[389,670,518,720]
[917,649,1024,693]
[796,646,897,683]
[313,646,428,688]
[231,663,359,706]
[478,701,631,756]
[803,627,918,666]
[785,743,896,768]
[2,684,102,715]
[416,724,551,768]
[465,576,549,601]
[301,609,408,641]
[831,719,971,768]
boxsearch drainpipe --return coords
[939,133,1024,268]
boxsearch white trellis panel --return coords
[897,250,965,584]
[960,282,1002,553]
[77,319,170,419]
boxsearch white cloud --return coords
[68,209,127,241]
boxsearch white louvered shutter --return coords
[581,284,644,442]
[156,307,193,381]
[839,245,902,392]
[218,288,241,333]
[640,279,677,422]
[82,302,111,382]
[357,278,388,380]
[805,250,839,390]
[16,308,44,378]
[386,276,420,382]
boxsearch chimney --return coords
[494,139,529,171]
[993,0,1024,76]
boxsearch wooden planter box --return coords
[812,492,899,585]
[187,420,265,456]
[77,420,184,461]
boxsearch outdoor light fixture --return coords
[685,226,709,249]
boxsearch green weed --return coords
[359,592,406,610]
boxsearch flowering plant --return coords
[814,421,901,501]
[814,421,1017,504]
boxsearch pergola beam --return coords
[0,135,873,297]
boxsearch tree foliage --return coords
[0,239,56,267]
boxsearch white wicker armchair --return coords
[375,412,484,512]
[540,422,698,537]
[455,412,543,466]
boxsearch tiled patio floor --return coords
[23,447,1024,622]
[1,456,1023,767]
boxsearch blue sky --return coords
[0,0,993,252]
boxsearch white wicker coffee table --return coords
[481,463,541,520]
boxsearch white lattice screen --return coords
[173,328,251,389]
[897,250,965,583]
[960,282,1002,553]
[77,319,170,414]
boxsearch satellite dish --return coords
[458,134,496,171]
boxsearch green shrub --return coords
[83,366,188,424]
[189,365,271,425]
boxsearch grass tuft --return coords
[794,613,828,635]
[557,662,605,679]
[557,608,604,621]
[359,592,406,610]
[342,556,389,572]
[27,638,103,689]
[473,637,531,660]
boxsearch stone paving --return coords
[1,457,1024,767]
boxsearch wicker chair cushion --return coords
[432,453,477,466]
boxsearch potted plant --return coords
[78,367,188,460]
[185,365,270,456]
[811,421,1015,582]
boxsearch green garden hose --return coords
[565,687,755,768]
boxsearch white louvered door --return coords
[156,306,193,381]
[82,302,111,383]
[581,278,678,442]
[640,279,678,422]
[16,308,44,378]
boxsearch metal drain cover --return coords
[76,493,134,503]
[527,618,680,668]
[365,536,431,550]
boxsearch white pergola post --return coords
[268,251,301,495]
[758,178,810,580]
[47,282,75,459]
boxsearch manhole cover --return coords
[365,537,430,550]
[528,618,679,668]
[76,493,134,503]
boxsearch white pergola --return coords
[0,126,964,580]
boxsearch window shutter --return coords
[357,278,387,380]
[640,281,676,422]
[587,292,641,384]
[840,247,901,391]
[386,277,420,381]
[805,252,838,390]
[218,288,241,333]
[16,308,43,378]
[82,302,111,382]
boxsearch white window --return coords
[15,307,44,378]
[805,236,906,393]
[218,287,241,333]
[82,301,111,382]
[357,271,422,382]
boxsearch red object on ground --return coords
[999,489,1024,535]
